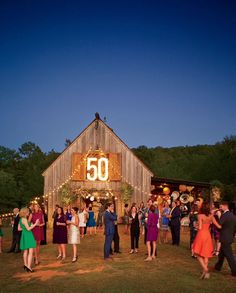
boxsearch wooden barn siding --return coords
[43,121,153,220]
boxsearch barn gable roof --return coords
[42,118,153,176]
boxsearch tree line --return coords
[1,136,236,212]
[133,136,236,203]
[0,142,59,212]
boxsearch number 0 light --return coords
[87,157,109,181]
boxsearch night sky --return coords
[0,1,235,152]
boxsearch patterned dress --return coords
[68,216,80,244]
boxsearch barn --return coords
[42,114,154,222]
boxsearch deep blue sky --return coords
[0,0,236,153]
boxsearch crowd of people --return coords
[0,197,236,280]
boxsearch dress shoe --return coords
[104,257,113,261]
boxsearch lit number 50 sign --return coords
[87,158,109,181]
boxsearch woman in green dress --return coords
[18,207,39,272]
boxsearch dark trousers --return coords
[131,232,139,249]
[9,231,21,252]
[170,225,180,245]
[113,225,120,252]
[104,234,114,259]
[41,226,47,245]
[215,242,236,275]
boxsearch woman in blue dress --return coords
[161,202,171,244]
[87,207,96,235]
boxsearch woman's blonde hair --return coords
[19,207,29,218]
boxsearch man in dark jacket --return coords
[215,201,236,276]
[103,202,117,260]
[8,208,21,253]
[169,200,181,246]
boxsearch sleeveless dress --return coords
[87,211,96,227]
[161,207,170,230]
[68,216,80,244]
[19,218,36,250]
[53,215,68,244]
[192,219,214,258]
[31,212,44,242]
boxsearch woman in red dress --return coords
[192,202,221,279]
[29,204,45,265]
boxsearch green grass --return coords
[0,227,236,293]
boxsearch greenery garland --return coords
[120,183,133,204]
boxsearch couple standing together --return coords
[193,201,236,278]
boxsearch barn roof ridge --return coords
[42,117,153,176]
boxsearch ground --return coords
[0,226,236,293]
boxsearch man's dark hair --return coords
[220,201,229,207]
[105,202,113,209]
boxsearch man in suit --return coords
[169,200,181,246]
[8,208,21,253]
[111,200,121,254]
[104,202,117,260]
[215,201,236,276]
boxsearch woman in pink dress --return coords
[145,204,159,261]
[29,204,45,265]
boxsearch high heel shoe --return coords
[26,267,34,273]
[56,254,62,260]
[61,256,66,262]
[23,265,27,271]
[72,257,77,263]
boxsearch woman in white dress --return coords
[67,207,80,262]
[78,207,87,238]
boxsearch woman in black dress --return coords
[53,207,67,260]
[129,206,140,253]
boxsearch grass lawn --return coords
[0,226,236,293]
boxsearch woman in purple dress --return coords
[29,204,45,265]
[145,204,159,261]
[53,207,67,260]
